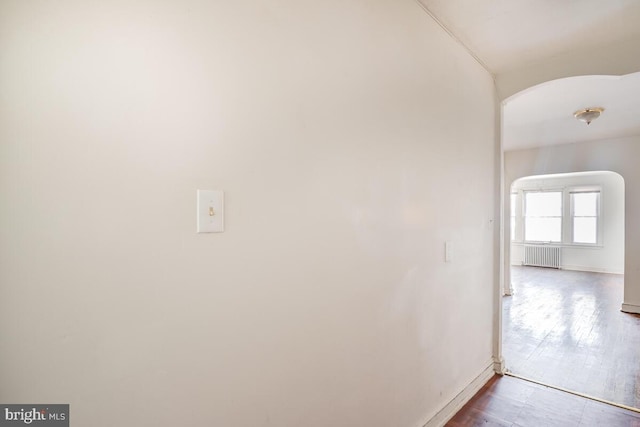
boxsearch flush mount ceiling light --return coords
[574,107,604,125]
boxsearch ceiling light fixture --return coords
[574,107,604,125]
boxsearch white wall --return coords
[0,1,498,426]
[510,172,624,274]
[504,136,640,313]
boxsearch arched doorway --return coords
[503,171,637,409]
[499,73,640,410]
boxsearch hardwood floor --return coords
[448,266,640,426]
[446,375,640,426]
[504,266,640,409]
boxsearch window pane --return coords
[526,192,562,216]
[525,218,561,242]
[511,193,516,215]
[573,192,598,216]
[574,217,597,244]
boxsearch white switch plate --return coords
[197,190,224,233]
[445,241,453,263]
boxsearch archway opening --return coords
[502,168,638,410]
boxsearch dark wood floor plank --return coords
[512,386,586,427]
[446,375,640,427]
[447,408,512,427]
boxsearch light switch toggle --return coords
[197,190,224,233]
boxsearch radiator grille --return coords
[523,245,561,269]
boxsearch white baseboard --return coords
[621,303,640,314]
[561,264,623,275]
[512,263,623,275]
[493,357,505,375]
[421,362,495,427]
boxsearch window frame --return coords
[570,189,601,246]
[510,192,517,242]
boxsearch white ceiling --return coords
[417,0,640,151]
[418,0,640,74]
[502,72,640,151]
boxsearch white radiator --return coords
[523,245,561,269]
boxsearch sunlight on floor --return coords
[503,266,640,409]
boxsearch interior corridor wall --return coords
[0,1,498,426]
[505,136,640,313]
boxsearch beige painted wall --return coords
[0,1,498,426]
[504,136,640,312]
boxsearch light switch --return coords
[445,241,453,263]
[197,190,224,233]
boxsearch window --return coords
[571,191,599,244]
[510,193,516,241]
[524,191,562,242]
